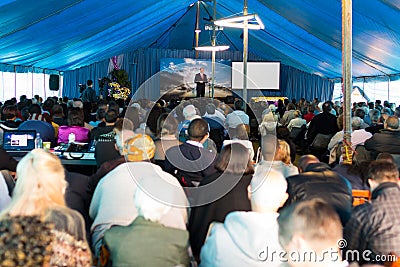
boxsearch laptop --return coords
[3,130,36,157]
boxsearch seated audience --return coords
[284,155,352,226]
[0,149,91,266]
[303,105,315,123]
[177,104,200,142]
[280,103,297,126]
[225,99,249,127]
[90,109,118,140]
[364,115,400,157]
[154,114,180,166]
[203,103,225,124]
[165,118,217,186]
[103,179,189,267]
[58,107,90,144]
[306,101,339,145]
[0,105,22,130]
[332,159,371,190]
[88,108,106,127]
[256,137,298,178]
[365,108,384,134]
[344,160,400,265]
[286,110,306,132]
[328,116,372,164]
[200,169,288,267]
[223,123,255,160]
[19,104,55,144]
[278,199,347,267]
[52,104,68,126]
[189,143,254,261]
[89,134,188,256]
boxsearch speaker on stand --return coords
[49,74,60,91]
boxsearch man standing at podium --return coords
[194,67,208,97]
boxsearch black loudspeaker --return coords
[49,74,60,91]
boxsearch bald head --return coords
[250,169,288,212]
[298,155,319,173]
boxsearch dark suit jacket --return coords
[364,129,400,154]
[285,162,353,226]
[164,142,217,186]
[306,111,339,143]
[194,73,208,90]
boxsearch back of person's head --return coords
[183,104,197,120]
[67,107,84,126]
[308,105,315,113]
[2,149,66,217]
[234,99,244,111]
[52,104,63,117]
[188,118,209,141]
[2,105,18,120]
[28,103,41,115]
[367,160,399,186]
[114,129,135,154]
[96,108,106,121]
[385,115,399,130]
[250,169,288,212]
[123,134,155,162]
[105,110,118,124]
[369,109,380,123]
[297,155,319,173]
[215,143,254,175]
[134,182,171,223]
[322,101,332,113]
[275,139,291,164]
[278,199,342,254]
[227,124,248,140]
[108,101,119,114]
[287,103,296,111]
[354,108,365,119]
[293,110,301,118]
[351,116,363,130]
[376,152,395,163]
[160,115,178,136]
[206,103,216,115]
[114,118,134,133]
[87,79,93,87]
[72,99,83,109]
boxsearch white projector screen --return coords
[232,62,280,90]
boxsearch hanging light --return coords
[214,13,264,30]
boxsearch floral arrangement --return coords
[108,82,131,100]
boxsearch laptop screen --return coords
[3,131,36,151]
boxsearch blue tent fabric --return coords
[0,0,400,78]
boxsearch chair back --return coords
[352,189,370,206]
[310,133,333,150]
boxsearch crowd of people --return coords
[0,90,399,267]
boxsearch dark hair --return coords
[42,99,54,113]
[322,102,332,113]
[354,108,365,119]
[52,104,63,116]
[105,110,118,123]
[96,109,106,121]
[87,79,93,86]
[368,160,399,183]
[215,143,254,175]
[234,99,244,111]
[108,101,119,114]
[67,107,85,126]
[188,118,209,141]
[28,104,41,115]
[369,109,380,122]
[2,105,18,120]
[114,118,134,132]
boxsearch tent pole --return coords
[211,0,217,98]
[195,1,201,59]
[342,0,353,164]
[242,0,248,110]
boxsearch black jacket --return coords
[364,129,400,154]
[306,112,339,143]
[285,162,352,226]
[164,142,217,186]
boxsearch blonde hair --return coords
[1,149,67,218]
[275,139,291,164]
